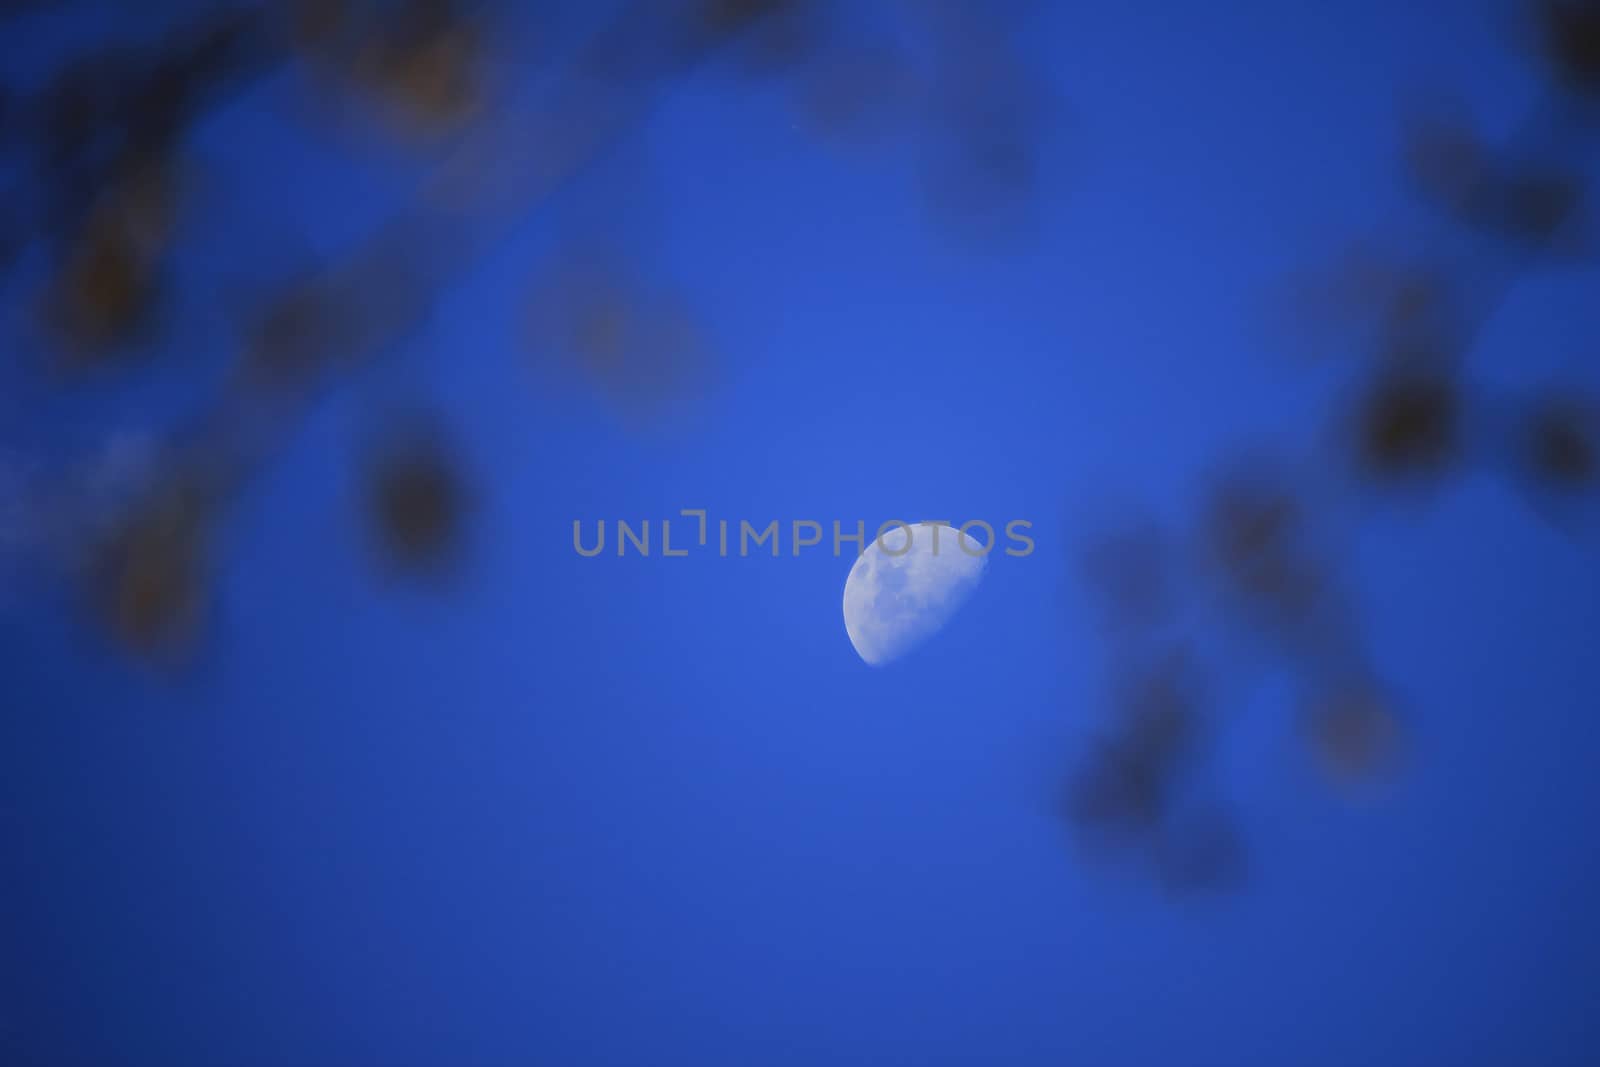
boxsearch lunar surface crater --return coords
[841,521,986,665]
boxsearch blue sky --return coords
[5,3,1600,1065]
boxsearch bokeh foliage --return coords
[2,0,1598,897]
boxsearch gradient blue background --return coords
[5,3,1600,1064]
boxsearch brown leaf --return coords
[797,45,915,147]
[1402,96,1586,250]
[289,0,350,55]
[1305,685,1403,785]
[1534,0,1600,95]
[1206,471,1302,576]
[1403,107,1487,213]
[241,277,345,391]
[529,254,714,423]
[1156,807,1247,894]
[40,152,183,366]
[1522,393,1597,489]
[365,427,472,575]
[91,479,212,660]
[45,219,160,362]
[1489,164,1586,248]
[1066,652,1205,841]
[1351,371,1462,482]
[920,30,1048,241]
[1280,247,1464,365]
[1202,466,1336,626]
[695,0,802,40]
[327,0,485,136]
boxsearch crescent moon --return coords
[842,521,987,666]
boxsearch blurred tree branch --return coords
[7,0,1595,900]
[1065,1,1600,894]
[1,0,1057,661]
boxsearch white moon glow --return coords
[842,521,987,666]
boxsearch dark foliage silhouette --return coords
[2,1,1596,903]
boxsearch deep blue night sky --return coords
[5,3,1600,1065]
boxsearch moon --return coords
[842,521,987,666]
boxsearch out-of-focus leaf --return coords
[292,0,485,139]
[694,0,805,42]
[1521,392,1597,489]
[239,220,440,393]
[44,219,160,364]
[1208,475,1299,579]
[351,7,484,134]
[796,44,917,148]
[288,0,352,55]
[40,153,183,366]
[1350,371,1463,483]
[1280,245,1466,365]
[919,26,1048,242]
[1534,0,1600,97]
[1156,806,1247,894]
[1066,651,1205,843]
[364,424,473,576]
[89,475,214,661]
[240,276,347,391]
[1205,469,1323,610]
[723,0,828,78]
[1403,105,1487,213]
[1486,163,1587,250]
[1403,100,1589,251]
[527,252,715,424]
[1304,684,1403,786]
